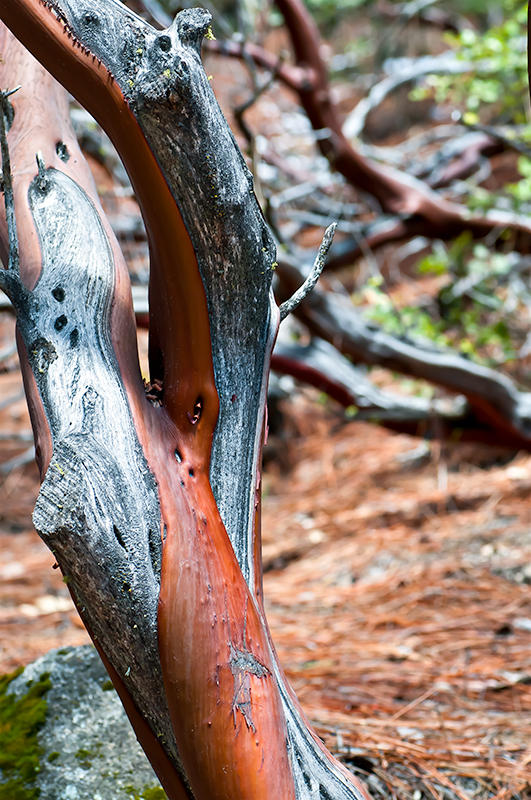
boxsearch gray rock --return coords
[2,645,166,799]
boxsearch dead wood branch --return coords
[271,0,531,257]
[277,258,531,449]
[271,338,530,448]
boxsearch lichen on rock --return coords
[0,666,51,800]
[0,646,167,799]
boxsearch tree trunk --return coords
[0,3,370,799]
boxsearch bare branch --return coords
[272,0,531,255]
[342,52,483,141]
[277,258,531,448]
[279,222,336,321]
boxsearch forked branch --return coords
[0,5,371,800]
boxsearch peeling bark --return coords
[0,4,371,799]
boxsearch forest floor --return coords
[0,355,529,799]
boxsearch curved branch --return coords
[272,0,531,251]
[272,338,531,447]
[206,37,315,94]
[277,258,531,447]
[0,16,294,800]
[0,6,372,800]
[279,222,336,321]
[342,52,482,141]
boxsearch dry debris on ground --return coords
[0,362,529,799]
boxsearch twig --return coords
[205,38,313,94]
[234,59,284,144]
[279,222,336,321]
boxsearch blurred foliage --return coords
[304,0,367,25]
[385,0,531,367]
[354,232,527,365]
[411,0,528,125]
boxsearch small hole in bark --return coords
[157,35,172,51]
[69,328,79,348]
[113,525,126,549]
[83,12,100,25]
[52,287,65,302]
[174,448,182,463]
[188,468,194,477]
[186,397,203,425]
[54,315,67,331]
[55,141,70,162]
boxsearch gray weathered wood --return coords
[47,0,278,591]
[0,159,184,781]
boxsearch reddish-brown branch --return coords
[277,257,531,449]
[257,0,531,254]
[271,341,531,449]
[206,38,315,93]
[0,28,194,800]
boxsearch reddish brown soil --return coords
[0,359,529,797]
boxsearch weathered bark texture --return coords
[0,3,369,800]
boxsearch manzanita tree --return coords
[0,2,368,798]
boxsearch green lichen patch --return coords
[75,743,102,770]
[123,784,167,799]
[0,668,51,800]
[74,748,93,770]
[141,788,166,800]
